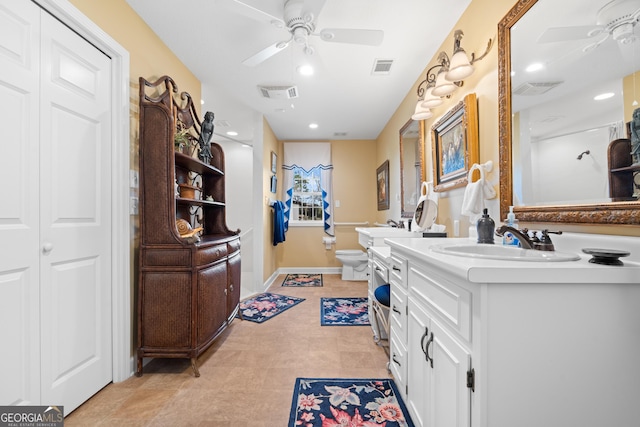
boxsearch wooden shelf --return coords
[175,152,223,175]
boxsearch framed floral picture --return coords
[431,93,479,192]
[377,160,390,210]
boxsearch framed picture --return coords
[270,175,277,193]
[271,151,277,174]
[376,160,390,210]
[431,93,479,192]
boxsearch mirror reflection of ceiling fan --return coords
[538,0,640,52]
[222,0,384,66]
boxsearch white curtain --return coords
[283,142,334,236]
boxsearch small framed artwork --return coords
[376,160,390,211]
[270,175,277,193]
[271,151,277,174]
[431,93,479,192]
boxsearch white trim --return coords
[35,0,132,382]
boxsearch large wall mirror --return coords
[400,119,425,218]
[498,0,640,224]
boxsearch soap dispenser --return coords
[502,206,520,246]
[477,208,495,244]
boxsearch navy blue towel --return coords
[273,200,286,246]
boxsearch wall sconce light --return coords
[412,30,493,120]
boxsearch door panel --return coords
[0,0,40,407]
[39,10,112,412]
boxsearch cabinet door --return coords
[407,299,472,427]
[429,319,471,427]
[227,251,241,320]
[197,261,227,346]
[406,299,431,427]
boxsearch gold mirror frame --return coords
[399,119,426,218]
[498,0,640,225]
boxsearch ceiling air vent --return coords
[213,119,230,128]
[372,59,393,75]
[258,85,299,99]
[513,81,563,96]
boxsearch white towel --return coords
[461,162,496,217]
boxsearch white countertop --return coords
[369,246,391,262]
[384,237,640,284]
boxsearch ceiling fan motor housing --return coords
[597,0,640,43]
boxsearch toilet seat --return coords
[336,249,366,256]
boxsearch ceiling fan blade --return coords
[242,41,289,67]
[319,28,384,46]
[303,0,328,21]
[218,0,284,26]
[538,25,604,43]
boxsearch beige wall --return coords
[262,120,279,280]
[274,139,377,268]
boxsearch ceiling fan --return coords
[222,0,384,66]
[537,0,640,52]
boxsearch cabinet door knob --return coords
[230,283,234,291]
[42,242,54,254]
[224,288,228,295]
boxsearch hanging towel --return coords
[461,162,496,217]
[273,200,286,246]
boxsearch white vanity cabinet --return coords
[388,252,408,399]
[406,264,473,427]
[385,236,640,427]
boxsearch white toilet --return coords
[335,249,369,281]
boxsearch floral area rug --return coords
[239,293,305,323]
[320,297,370,326]
[289,378,414,427]
[282,273,323,287]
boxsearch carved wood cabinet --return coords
[136,76,241,377]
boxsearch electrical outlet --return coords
[130,197,139,215]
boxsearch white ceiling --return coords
[126,0,471,143]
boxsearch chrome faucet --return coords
[495,225,534,249]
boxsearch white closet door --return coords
[0,0,42,406]
[39,10,113,412]
[0,0,113,412]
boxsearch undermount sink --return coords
[431,243,581,262]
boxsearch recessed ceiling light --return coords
[594,92,614,101]
[525,63,544,73]
[226,131,238,136]
[309,123,318,129]
[297,64,314,76]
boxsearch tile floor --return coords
[64,274,391,426]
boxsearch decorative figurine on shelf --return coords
[198,111,215,164]
[632,108,640,165]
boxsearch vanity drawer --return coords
[372,257,389,282]
[389,330,407,399]
[409,265,472,343]
[389,254,407,289]
[390,284,408,343]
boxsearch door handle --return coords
[42,242,54,254]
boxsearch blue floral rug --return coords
[282,273,323,287]
[239,293,305,323]
[289,378,414,427]
[320,297,370,326]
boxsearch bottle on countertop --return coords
[502,206,520,247]
[477,208,495,244]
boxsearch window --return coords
[290,167,324,225]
